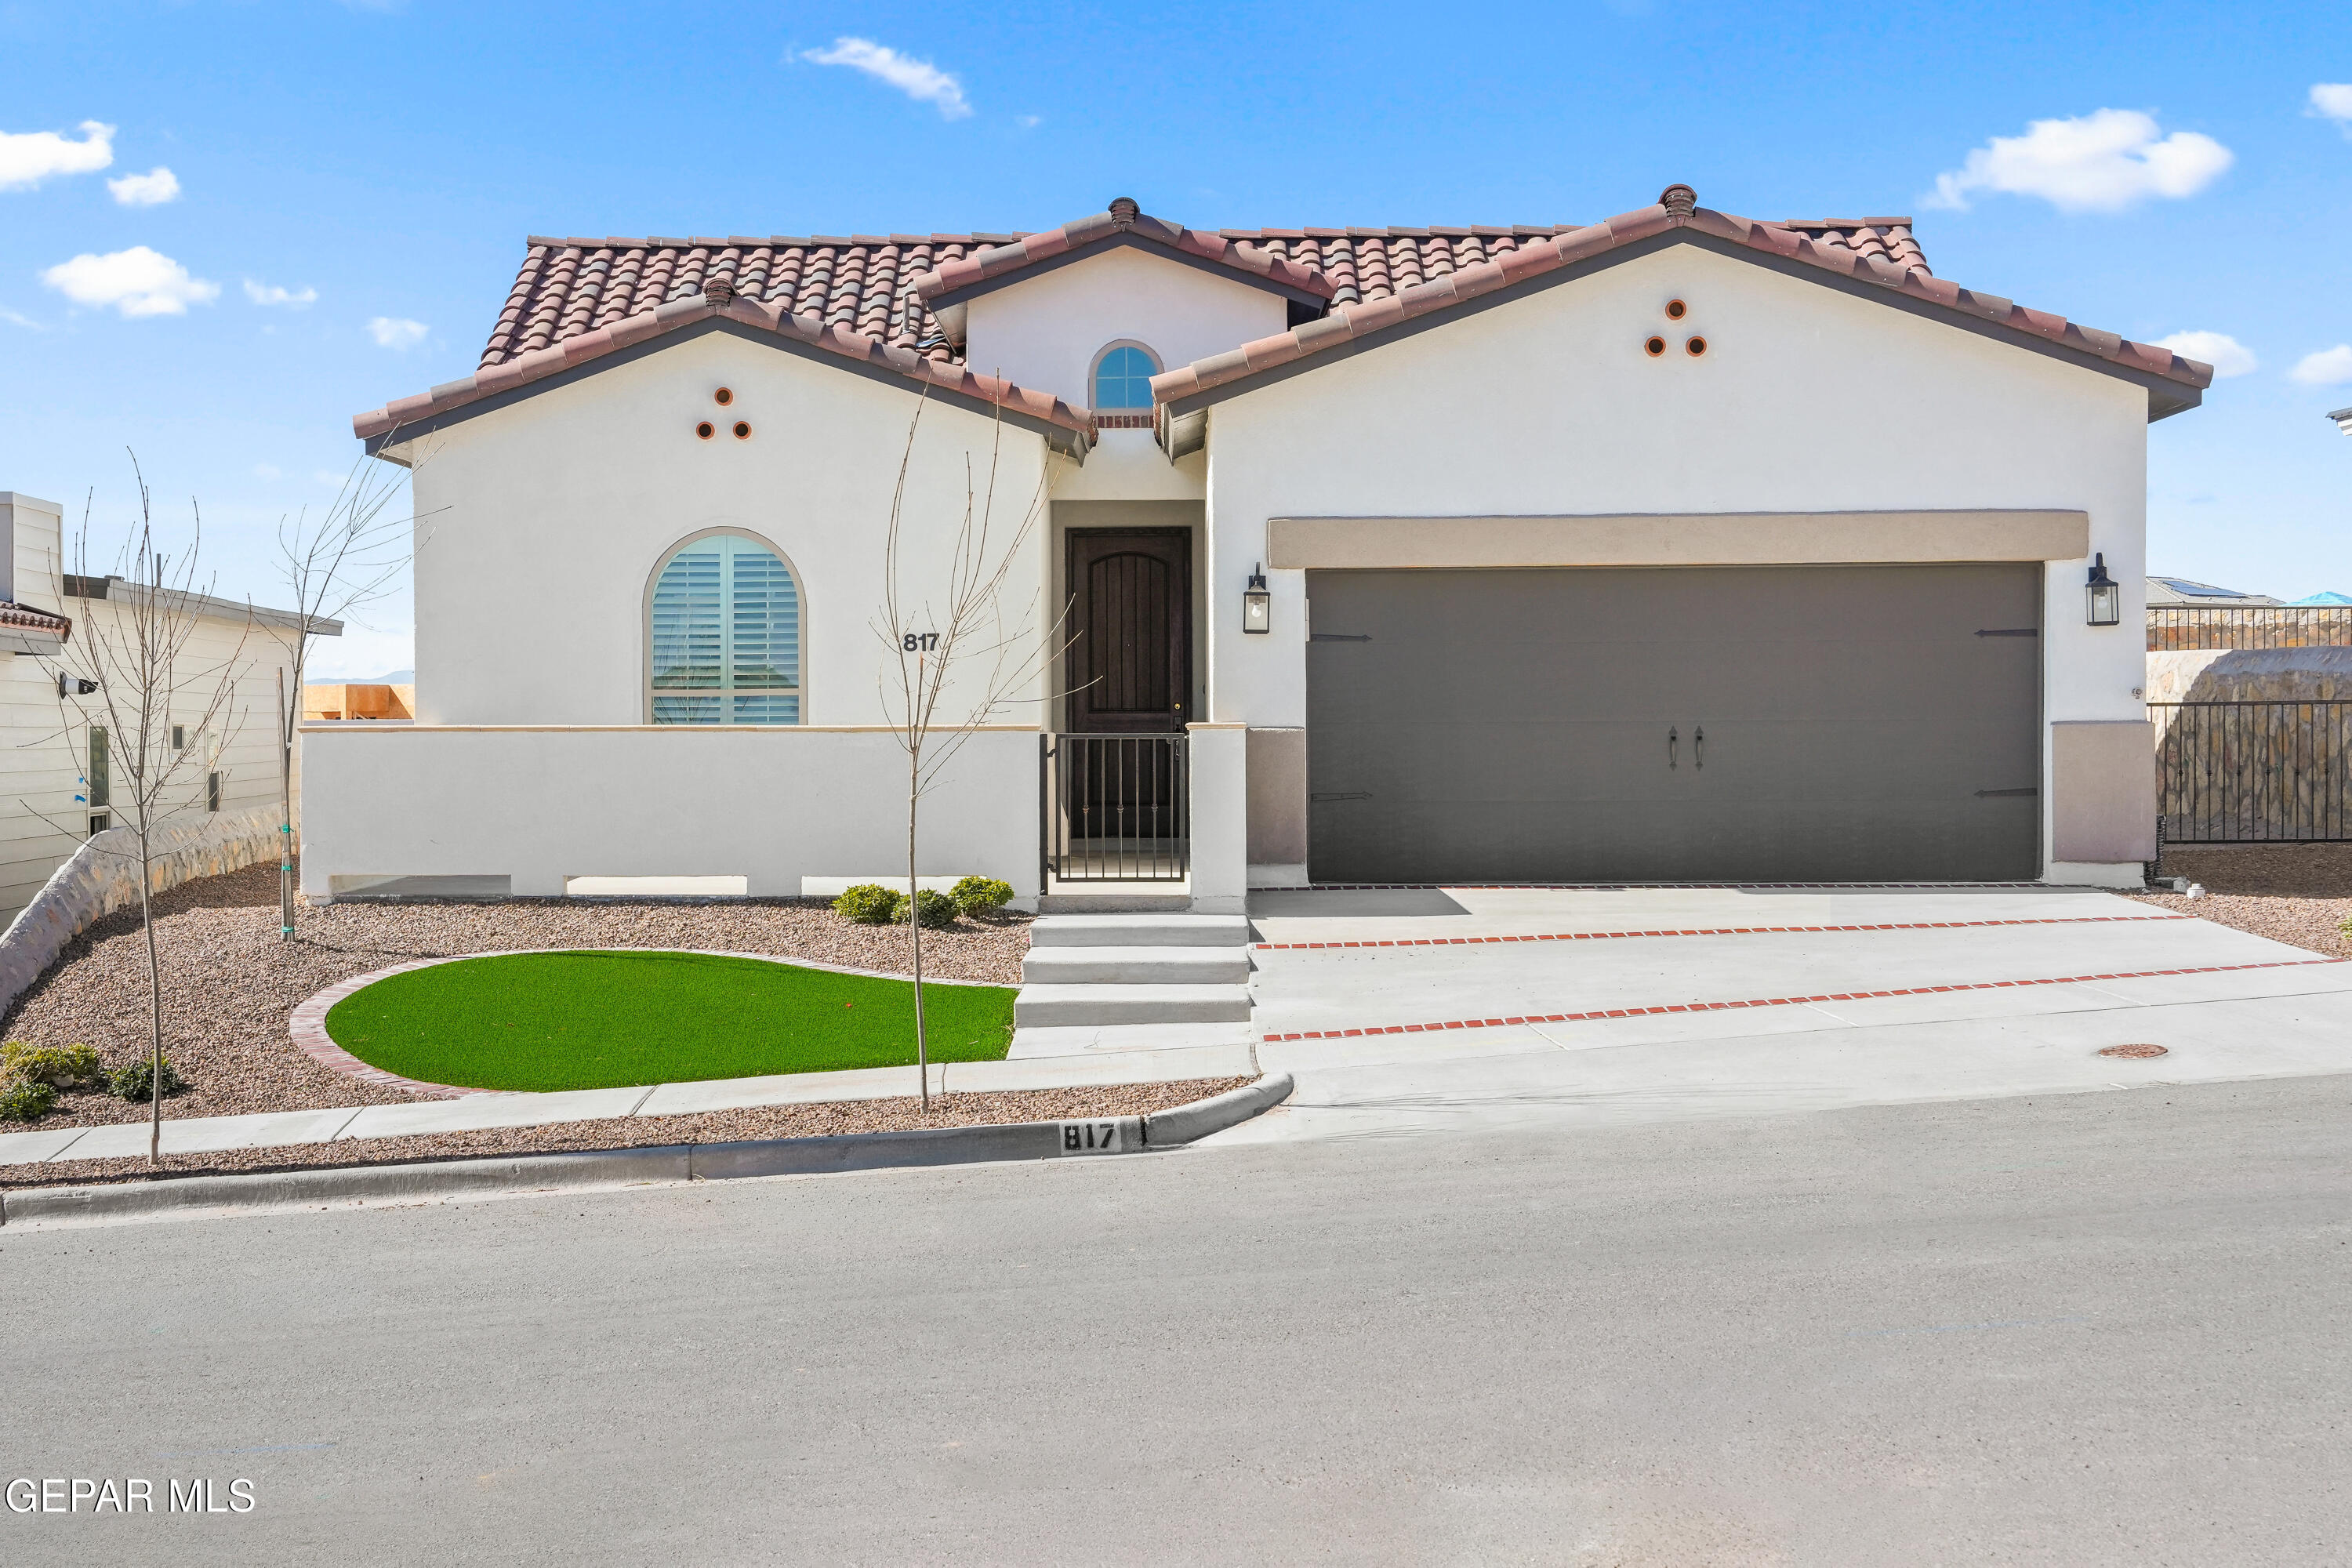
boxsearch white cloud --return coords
[0,306,41,329]
[367,315,427,349]
[2290,345,2352,387]
[0,120,114,191]
[2310,83,2352,132]
[1927,108,2232,213]
[245,278,317,308]
[2153,331,2256,379]
[800,38,971,119]
[1018,114,1041,129]
[252,463,281,481]
[40,245,220,317]
[107,165,179,206]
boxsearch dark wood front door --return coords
[1065,528,1191,733]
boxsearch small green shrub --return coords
[0,1040,103,1089]
[833,884,904,924]
[898,888,959,929]
[0,1076,58,1122]
[950,876,1014,916]
[108,1054,187,1102]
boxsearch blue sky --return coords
[4,1,2348,674]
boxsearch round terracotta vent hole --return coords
[695,421,715,440]
[732,421,752,440]
[2097,1043,2169,1059]
[1686,335,1708,357]
[1644,336,1666,357]
[713,387,734,405]
[1665,298,1687,320]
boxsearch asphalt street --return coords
[5,1075,2349,1565]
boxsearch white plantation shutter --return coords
[649,535,800,723]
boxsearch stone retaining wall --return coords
[0,805,283,1020]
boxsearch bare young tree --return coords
[39,462,252,1167]
[875,392,1065,1109]
[267,452,416,942]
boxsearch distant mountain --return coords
[307,670,413,685]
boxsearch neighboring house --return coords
[2329,405,2350,437]
[2145,575,2278,607]
[0,492,328,927]
[309,185,2212,905]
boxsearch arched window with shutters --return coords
[645,530,804,724]
[1089,342,1160,411]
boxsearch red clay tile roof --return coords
[1152,188,2212,434]
[910,199,1333,308]
[0,602,70,637]
[353,286,1093,454]
[357,192,2204,452]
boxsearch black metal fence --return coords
[1041,732,1190,881]
[2151,701,2352,842]
[2147,605,2352,652]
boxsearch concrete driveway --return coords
[1219,884,2352,1143]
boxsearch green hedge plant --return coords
[833,884,904,924]
[0,1076,58,1122]
[109,1055,186,1102]
[898,888,960,929]
[949,876,1014,916]
[0,1040,103,1089]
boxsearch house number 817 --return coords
[902,633,939,652]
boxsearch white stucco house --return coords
[306,185,2212,912]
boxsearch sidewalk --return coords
[0,1044,1257,1167]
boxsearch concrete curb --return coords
[0,1073,1295,1229]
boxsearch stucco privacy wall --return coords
[1201,243,2152,873]
[298,725,1040,900]
[0,804,279,1018]
[398,329,1054,728]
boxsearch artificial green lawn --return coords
[323,950,1017,1093]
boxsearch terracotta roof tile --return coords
[1152,189,2212,426]
[0,602,70,637]
[364,196,2203,452]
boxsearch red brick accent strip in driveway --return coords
[1256,914,2193,951]
[1258,957,2349,1042]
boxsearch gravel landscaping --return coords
[1,862,1032,1131]
[0,1076,1253,1189]
[2123,843,2352,959]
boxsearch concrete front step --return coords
[1008,1022,1259,1058]
[1012,983,1255,1027]
[1029,914,1254,949]
[1022,946,1253,985]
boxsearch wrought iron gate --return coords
[1040,733,1189,881]
[2151,700,2352,843]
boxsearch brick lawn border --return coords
[289,949,1014,1099]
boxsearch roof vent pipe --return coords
[1109,196,1140,227]
[1659,184,1697,219]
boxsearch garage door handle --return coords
[1668,727,1678,769]
[1311,792,1372,803]
[1974,787,2038,798]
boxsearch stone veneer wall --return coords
[0,804,281,1019]
[2146,608,2352,652]
[2147,649,2352,842]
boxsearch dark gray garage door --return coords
[1305,564,2042,883]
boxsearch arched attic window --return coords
[647,531,803,724]
[1090,343,1161,411]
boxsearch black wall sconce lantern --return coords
[2085,552,2121,626]
[1243,564,1271,634]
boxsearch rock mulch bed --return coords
[2,862,1032,1131]
[1,1078,1252,1189]
[2123,844,2352,959]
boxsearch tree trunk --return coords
[908,741,929,1112]
[139,835,162,1168]
[277,666,295,942]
